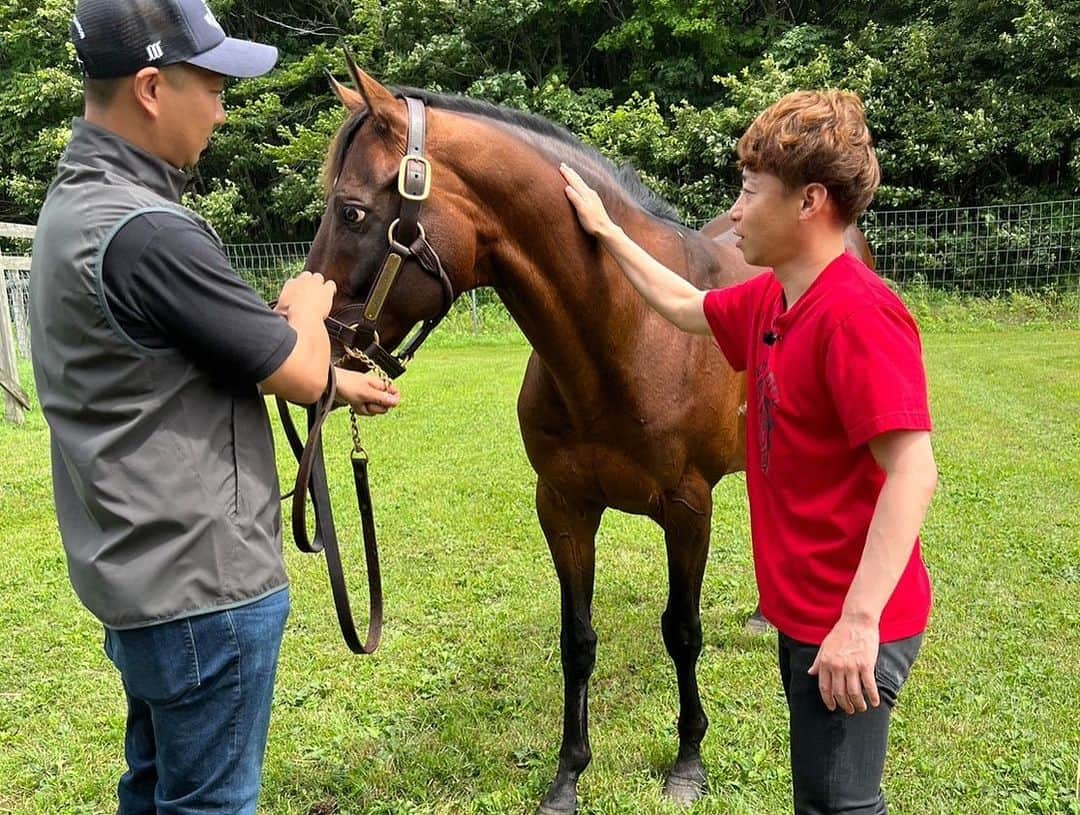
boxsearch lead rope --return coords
[276,359,388,655]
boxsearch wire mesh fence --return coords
[4,268,30,360]
[223,200,1080,311]
[227,241,311,303]
[3,198,1078,359]
[861,200,1079,294]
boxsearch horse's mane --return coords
[324,87,682,226]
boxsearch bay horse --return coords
[306,60,875,814]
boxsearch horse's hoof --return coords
[536,780,578,815]
[663,769,707,807]
[536,806,576,815]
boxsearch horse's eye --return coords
[342,205,366,225]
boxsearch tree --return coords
[1,0,1076,237]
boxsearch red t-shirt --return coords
[703,252,932,645]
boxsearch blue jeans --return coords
[779,632,922,815]
[104,588,290,815]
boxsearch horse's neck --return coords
[484,182,726,381]
[441,117,736,389]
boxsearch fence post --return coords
[0,269,29,424]
[470,290,479,334]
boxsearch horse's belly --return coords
[528,435,681,518]
[592,449,671,516]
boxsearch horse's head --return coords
[307,55,478,376]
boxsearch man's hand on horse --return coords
[273,271,336,320]
[808,614,881,715]
[334,367,401,416]
[560,164,617,239]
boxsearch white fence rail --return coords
[4,199,1079,360]
[0,224,32,420]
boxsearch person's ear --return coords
[799,183,830,221]
[131,67,163,120]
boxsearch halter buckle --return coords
[398,155,432,201]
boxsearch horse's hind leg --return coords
[659,479,713,805]
[534,480,603,815]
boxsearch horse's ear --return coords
[327,70,364,112]
[341,47,404,128]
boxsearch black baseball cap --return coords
[71,0,278,79]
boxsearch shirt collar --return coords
[63,118,192,202]
[773,252,851,331]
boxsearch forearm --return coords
[260,311,331,404]
[287,311,331,376]
[597,224,709,334]
[843,469,937,624]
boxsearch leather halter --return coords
[324,96,454,379]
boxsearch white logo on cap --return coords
[73,16,85,39]
[204,8,223,31]
[146,41,164,60]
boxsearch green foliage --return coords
[182,179,256,242]
[900,285,1080,330]
[1,0,1077,250]
[0,0,81,221]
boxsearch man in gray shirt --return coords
[29,0,399,811]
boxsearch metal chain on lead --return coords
[344,347,394,389]
[350,408,365,459]
[343,347,392,461]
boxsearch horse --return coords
[305,58,875,814]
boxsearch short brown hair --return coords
[737,90,881,223]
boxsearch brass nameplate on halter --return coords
[364,254,404,322]
[398,155,432,201]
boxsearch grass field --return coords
[0,328,1077,814]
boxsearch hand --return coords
[808,616,881,715]
[274,271,336,321]
[334,367,401,416]
[560,164,617,238]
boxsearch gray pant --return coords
[778,632,923,815]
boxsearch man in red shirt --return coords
[561,90,937,814]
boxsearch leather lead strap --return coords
[275,366,383,654]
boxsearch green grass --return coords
[899,286,1080,332]
[0,329,1077,815]
[423,286,1080,347]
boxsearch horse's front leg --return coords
[535,479,603,815]
[659,479,713,806]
